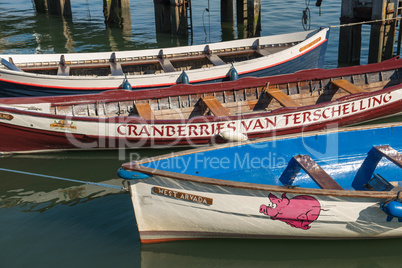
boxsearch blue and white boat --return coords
[118,122,402,243]
[0,28,329,97]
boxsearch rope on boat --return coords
[0,167,128,191]
[331,17,402,28]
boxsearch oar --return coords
[0,167,127,191]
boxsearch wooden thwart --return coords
[206,54,226,66]
[280,155,344,190]
[266,85,301,107]
[159,58,176,73]
[331,79,367,94]
[373,145,402,168]
[135,102,155,120]
[201,96,231,117]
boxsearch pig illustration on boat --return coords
[259,193,322,230]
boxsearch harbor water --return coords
[1,0,402,267]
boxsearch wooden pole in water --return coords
[221,0,235,22]
[368,0,397,63]
[154,0,171,33]
[170,0,188,35]
[368,0,388,63]
[103,0,131,27]
[338,0,361,66]
[154,0,189,35]
[46,0,72,17]
[246,0,261,37]
[33,0,48,13]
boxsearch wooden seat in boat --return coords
[266,86,301,107]
[331,79,367,94]
[135,102,155,120]
[206,54,226,66]
[373,145,402,168]
[352,145,402,190]
[280,154,344,190]
[201,96,231,117]
[159,58,176,73]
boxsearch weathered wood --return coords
[369,0,388,63]
[170,0,188,35]
[338,0,361,66]
[33,0,48,13]
[280,155,344,190]
[57,65,70,76]
[135,102,156,120]
[246,0,261,37]
[353,145,402,190]
[46,0,72,16]
[374,145,402,168]
[103,0,131,28]
[206,54,226,66]
[267,86,301,107]
[331,79,367,94]
[221,0,235,22]
[201,96,231,117]
[158,59,176,72]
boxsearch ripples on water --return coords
[1,0,401,267]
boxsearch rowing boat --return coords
[0,56,401,154]
[0,28,329,97]
[118,122,402,243]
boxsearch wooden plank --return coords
[57,65,70,76]
[293,155,344,190]
[159,59,176,73]
[206,54,226,66]
[374,145,402,168]
[266,86,301,107]
[201,96,231,117]
[331,79,367,94]
[110,62,124,76]
[135,102,155,120]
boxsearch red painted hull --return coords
[0,98,400,154]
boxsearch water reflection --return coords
[141,238,402,267]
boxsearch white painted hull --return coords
[0,28,329,96]
[129,176,402,243]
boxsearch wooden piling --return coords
[154,0,171,33]
[246,0,261,37]
[103,0,131,28]
[170,0,188,35]
[154,0,189,35]
[46,0,72,17]
[368,0,397,63]
[221,0,235,22]
[338,0,361,66]
[236,0,247,25]
[339,0,398,65]
[33,0,48,13]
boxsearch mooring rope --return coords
[331,17,402,28]
[0,167,127,191]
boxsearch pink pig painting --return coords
[259,193,321,230]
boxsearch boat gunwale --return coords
[121,122,402,200]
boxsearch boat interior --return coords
[48,67,402,120]
[135,126,402,193]
[5,42,296,77]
